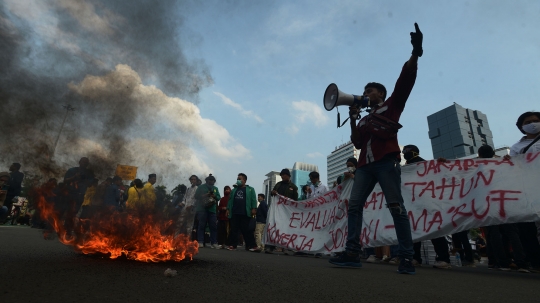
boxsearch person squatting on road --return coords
[329,23,423,275]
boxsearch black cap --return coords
[205,174,216,181]
[148,173,156,179]
[280,169,291,177]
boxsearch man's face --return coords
[258,196,264,202]
[189,177,197,185]
[237,176,246,186]
[149,177,156,185]
[346,161,355,168]
[225,188,231,195]
[9,164,15,172]
[363,87,384,105]
[280,174,290,182]
[310,177,319,184]
[206,180,215,187]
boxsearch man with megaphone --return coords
[328,23,423,275]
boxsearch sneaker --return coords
[518,268,531,273]
[226,246,237,251]
[389,257,400,265]
[366,255,378,263]
[382,255,391,262]
[314,253,322,258]
[497,266,511,271]
[488,264,495,270]
[433,261,452,269]
[397,258,416,275]
[198,243,204,248]
[282,249,290,255]
[329,252,362,268]
[412,259,421,267]
[264,248,273,254]
[249,246,261,252]
[210,244,220,249]
[461,260,476,267]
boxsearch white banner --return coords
[264,152,540,253]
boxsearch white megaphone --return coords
[323,83,370,111]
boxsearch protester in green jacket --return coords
[194,174,221,248]
[225,173,258,251]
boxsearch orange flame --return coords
[36,189,198,262]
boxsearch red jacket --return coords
[352,61,417,166]
[217,194,230,221]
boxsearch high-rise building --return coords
[262,171,282,203]
[427,103,494,159]
[326,141,359,188]
[292,162,318,196]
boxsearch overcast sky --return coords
[2,0,539,193]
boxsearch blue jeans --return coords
[346,158,414,259]
[197,211,217,245]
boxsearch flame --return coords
[36,188,198,262]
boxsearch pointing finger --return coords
[414,22,421,33]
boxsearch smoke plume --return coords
[0,0,246,186]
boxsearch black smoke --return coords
[0,0,213,182]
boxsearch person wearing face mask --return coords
[508,111,540,156]
[216,185,231,249]
[226,173,258,251]
[306,171,329,199]
[341,157,358,182]
[504,111,540,272]
[402,145,453,269]
[194,174,221,248]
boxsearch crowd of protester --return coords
[0,111,539,274]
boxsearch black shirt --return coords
[232,187,247,215]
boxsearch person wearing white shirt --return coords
[508,111,540,156]
[181,175,199,208]
[504,111,540,271]
[306,171,329,199]
[177,175,199,237]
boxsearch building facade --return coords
[427,103,494,159]
[262,171,282,205]
[326,141,360,188]
[292,162,319,197]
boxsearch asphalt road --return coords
[1,225,540,303]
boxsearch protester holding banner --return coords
[402,145,452,269]
[479,145,530,272]
[225,173,257,251]
[506,111,540,271]
[329,23,423,274]
[306,171,329,199]
[267,168,298,254]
